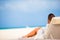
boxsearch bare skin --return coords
[23,27,41,38]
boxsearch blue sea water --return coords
[0,25,45,29]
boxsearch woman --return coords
[23,13,55,38]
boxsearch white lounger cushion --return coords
[45,17,60,39]
[51,17,60,24]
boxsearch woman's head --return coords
[48,13,55,24]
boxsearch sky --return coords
[0,0,60,28]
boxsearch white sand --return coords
[0,28,36,40]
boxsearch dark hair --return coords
[48,13,55,21]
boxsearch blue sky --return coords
[0,0,60,28]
